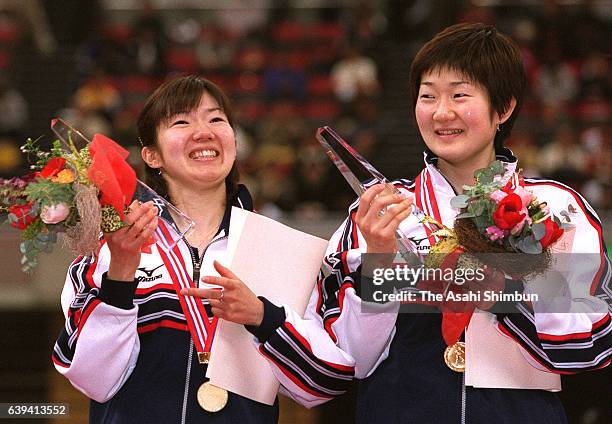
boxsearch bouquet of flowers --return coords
[0,119,193,272]
[426,161,571,278]
[0,126,137,271]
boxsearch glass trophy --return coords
[316,126,423,263]
[51,118,195,250]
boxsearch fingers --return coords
[180,287,223,300]
[376,198,413,229]
[213,260,239,280]
[356,184,388,221]
[126,202,158,235]
[358,185,411,225]
[180,286,226,318]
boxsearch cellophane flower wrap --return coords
[426,160,571,279]
[0,131,136,272]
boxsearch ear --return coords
[498,97,517,125]
[141,146,162,169]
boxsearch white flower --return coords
[41,203,70,224]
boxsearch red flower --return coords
[539,218,564,248]
[38,157,66,179]
[493,193,526,230]
[8,202,37,229]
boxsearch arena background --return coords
[0,1,609,423]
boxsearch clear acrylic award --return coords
[316,126,423,262]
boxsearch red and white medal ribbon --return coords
[157,220,218,363]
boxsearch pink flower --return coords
[40,203,70,224]
[510,213,531,235]
[490,190,507,203]
[486,226,505,241]
[513,186,534,208]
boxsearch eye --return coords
[171,119,188,126]
[454,93,469,98]
[210,116,227,123]
[419,94,434,100]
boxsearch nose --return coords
[193,122,214,141]
[432,99,455,122]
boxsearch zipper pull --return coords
[193,262,201,287]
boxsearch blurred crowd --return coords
[0,0,609,215]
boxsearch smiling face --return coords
[142,92,236,193]
[415,67,514,172]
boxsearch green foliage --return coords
[23,179,74,207]
[21,219,44,240]
[450,194,469,209]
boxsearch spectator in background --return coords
[540,121,587,190]
[214,0,269,38]
[127,0,167,77]
[575,50,610,123]
[342,1,386,51]
[262,51,306,103]
[73,69,122,122]
[330,44,379,105]
[252,143,296,216]
[196,27,235,72]
[457,0,497,26]
[255,98,306,147]
[581,124,611,209]
[292,139,336,216]
[0,73,28,139]
[534,44,577,109]
[0,73,27,176]
[505,126,540,177]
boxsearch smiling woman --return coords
[51,75,357,423]
[137,76,239,204]
[312,23,611,424]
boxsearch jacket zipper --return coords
[461,372,466,424]
[180,234,228,421]
[181,342,194,424]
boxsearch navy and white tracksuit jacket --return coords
[305,149,611,423]
[52,185,356,423]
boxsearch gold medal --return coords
[197,382,228,412]
[198,352,210,364]
[444,341,466,372]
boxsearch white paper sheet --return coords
[465,311,561,391]
[206,207,329,405]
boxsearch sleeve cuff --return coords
[98,272,139,310]
[245,296,286,343]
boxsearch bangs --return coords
[154,79,212,124]
[141,75,233,131]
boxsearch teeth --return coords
[437,129,463,135]
[190,149,218,159]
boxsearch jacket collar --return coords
[218,184,253,236]
[422,148,519,195]
[143,184,253,241]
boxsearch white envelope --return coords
[465,311,561,391]
[206,207,329,405]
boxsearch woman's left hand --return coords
[180,261,264,326]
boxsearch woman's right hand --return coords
[356,184,413,254]
[106,200,158,281]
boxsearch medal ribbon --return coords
[415,168,474,347]
[157,220,218,361]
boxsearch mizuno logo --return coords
[136,264,164,282]
[408,236,430,251]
